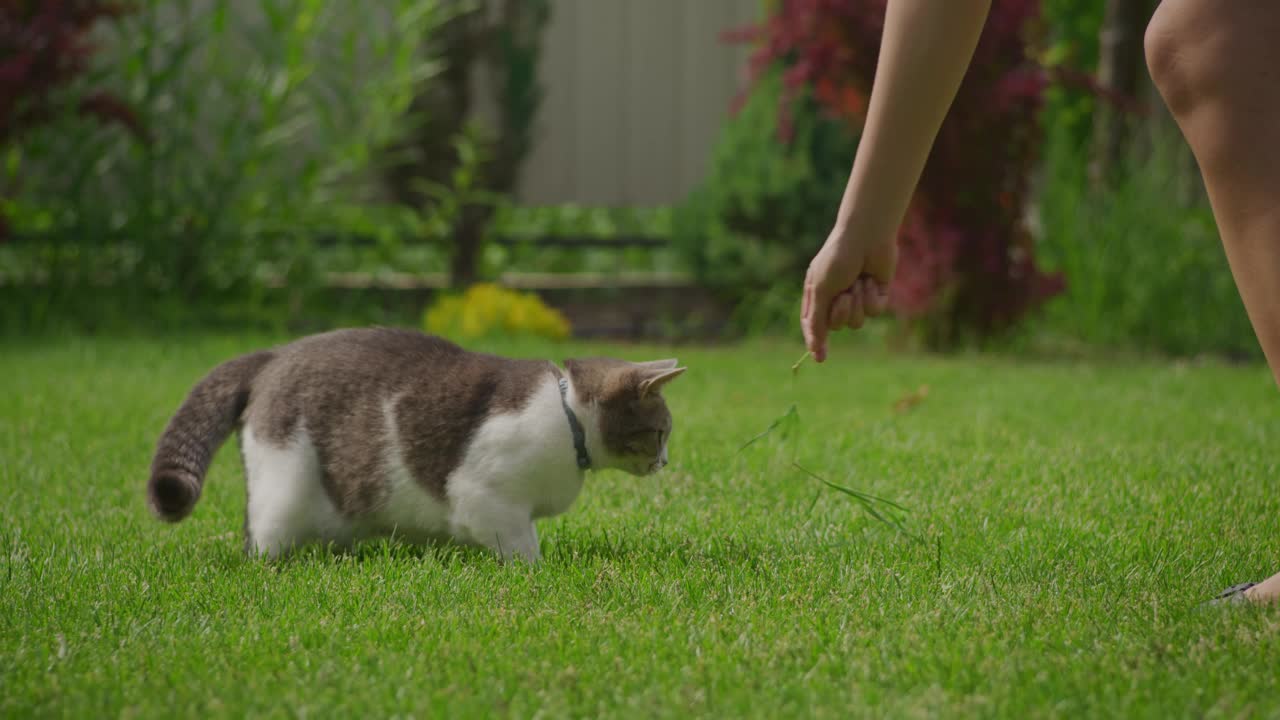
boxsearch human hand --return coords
[801,228,897,363]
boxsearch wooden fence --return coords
[489,0,760,207]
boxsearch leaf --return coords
[893,385,930,414]
[792,462,920,542]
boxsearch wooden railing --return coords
[307,233,730,340]
[5,232,733,339]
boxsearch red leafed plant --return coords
[0,0,141,240]
[729,0,1066,345]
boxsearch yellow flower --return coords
[422,283,572,341]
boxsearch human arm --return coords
[802,0,993,362]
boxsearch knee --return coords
[1144,0,1223,116]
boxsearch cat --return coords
[146,327,685,563]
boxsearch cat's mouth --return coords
[617,458,667,476]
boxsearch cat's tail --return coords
[148,350,275,522]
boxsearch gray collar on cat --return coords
[556,374,591,471]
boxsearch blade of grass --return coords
[793,462,921,542]
[791,350,812,374]
[737,403,798,453]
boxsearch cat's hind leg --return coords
[241,425,346,559]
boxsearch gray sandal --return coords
[1209,582,1258,605]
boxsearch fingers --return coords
[812,277,881,363]
[829,279,865,330]
[829,291,854,329]
[802,269,813,322]
[827,276,890,334]
[845,282,866,329]
[802,271,831,363]
[826,279,868,333]
[802,242,895,363]
[862,276,891,317]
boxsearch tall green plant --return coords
[1039,0,1106,147]
[383,0,551,288]
[1037,123,1258,359]
[671,71,855,335]
[6,0,445,328]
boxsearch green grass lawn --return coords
[3,333,1279,718]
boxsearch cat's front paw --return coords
[452,497,541,565]
[491,525,541,566]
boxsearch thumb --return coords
[803,274,833,363]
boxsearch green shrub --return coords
[1036,124,1260,359]
[670,71,855,334]
[5,0,445,331]
[383,0,553,288]
[1039,0,1105,147]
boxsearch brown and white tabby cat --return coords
[146,327,685,563]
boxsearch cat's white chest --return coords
[446,379,585,519]
[528,464,584,519]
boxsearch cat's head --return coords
[563,357,686,476]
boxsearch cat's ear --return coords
[633,359,679,370]
[637,366,686,398]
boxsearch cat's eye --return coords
[627,429,659,453]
